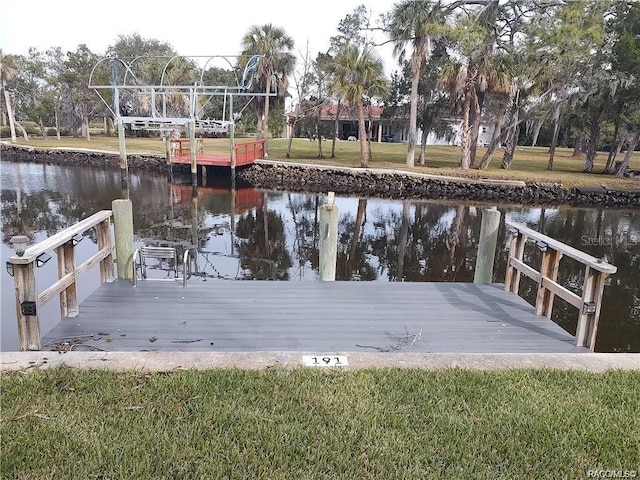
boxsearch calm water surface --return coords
[1,161,638,352]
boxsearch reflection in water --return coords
[1,161,638,352]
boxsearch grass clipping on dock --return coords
[1,367,639,479]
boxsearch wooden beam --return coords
[8,211,112,265]
[508,257,540,283]
[540,277,582,309]
[38,246,113,307]
[535,249,562,318]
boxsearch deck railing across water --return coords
[7,211,115,351]
[235,140,265,166]
[504,221,617,351]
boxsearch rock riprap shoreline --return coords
[2,143,638,207]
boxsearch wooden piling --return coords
[165,134,172,166]
[189,121,197,186]
[117,121,127,171]
[319,193,338,281]
[474,209,501,284]
[112,199,134,280]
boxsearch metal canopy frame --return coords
[88,54,274,132]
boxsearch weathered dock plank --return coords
[41,281,586,353]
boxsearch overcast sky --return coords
[1,0,399,74]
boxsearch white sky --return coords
[1,0,398,74]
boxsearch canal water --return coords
[1,161,638,352]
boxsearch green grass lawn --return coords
[2,367,639,479]
[7,135,640,189]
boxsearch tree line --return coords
[1,0,638,177]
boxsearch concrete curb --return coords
[1,352,638,373]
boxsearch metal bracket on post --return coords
[582,302,597,315]
[21,301,37,316]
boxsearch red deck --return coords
[171,139,264,167]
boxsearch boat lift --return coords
[88,54,274,185]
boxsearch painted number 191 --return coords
[302,355,349,367]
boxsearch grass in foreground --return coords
[1,367,639,479]
[7,136,640,189]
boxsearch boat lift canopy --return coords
[88,54,275,132]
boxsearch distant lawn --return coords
[5,135,640,189]
[1,367,639,479]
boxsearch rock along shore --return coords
[2,143,639,207]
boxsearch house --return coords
[285,103,496,146]
[285,104,392,142]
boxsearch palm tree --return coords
[438,1,509,170]
[387,0,443,168]
[240,24,295,157]
[1,51,19,143]
[331,45,388,168]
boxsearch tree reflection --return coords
[337,198,376,281]
[369,202,476,282]
[236,203,292,280]
[287,194,319,279]
[1,162,173,244]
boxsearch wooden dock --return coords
[170,139,264,168]
[41,281,587,354]
[7,210,616,354]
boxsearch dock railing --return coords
[170,138,204,158]
[235,140,265,166]
[504,221,617,351]
[6,210,115,351]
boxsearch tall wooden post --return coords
[117,120,128,190]
[112,199,133,280]
[189,121,197,186]
[229,95,236,180]
[191,186,199,251]
[319,192,339,281]
[13,262,40,351]
[474,209,501,284]
[165,134,172,166]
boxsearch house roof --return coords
[286,103,384,121]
